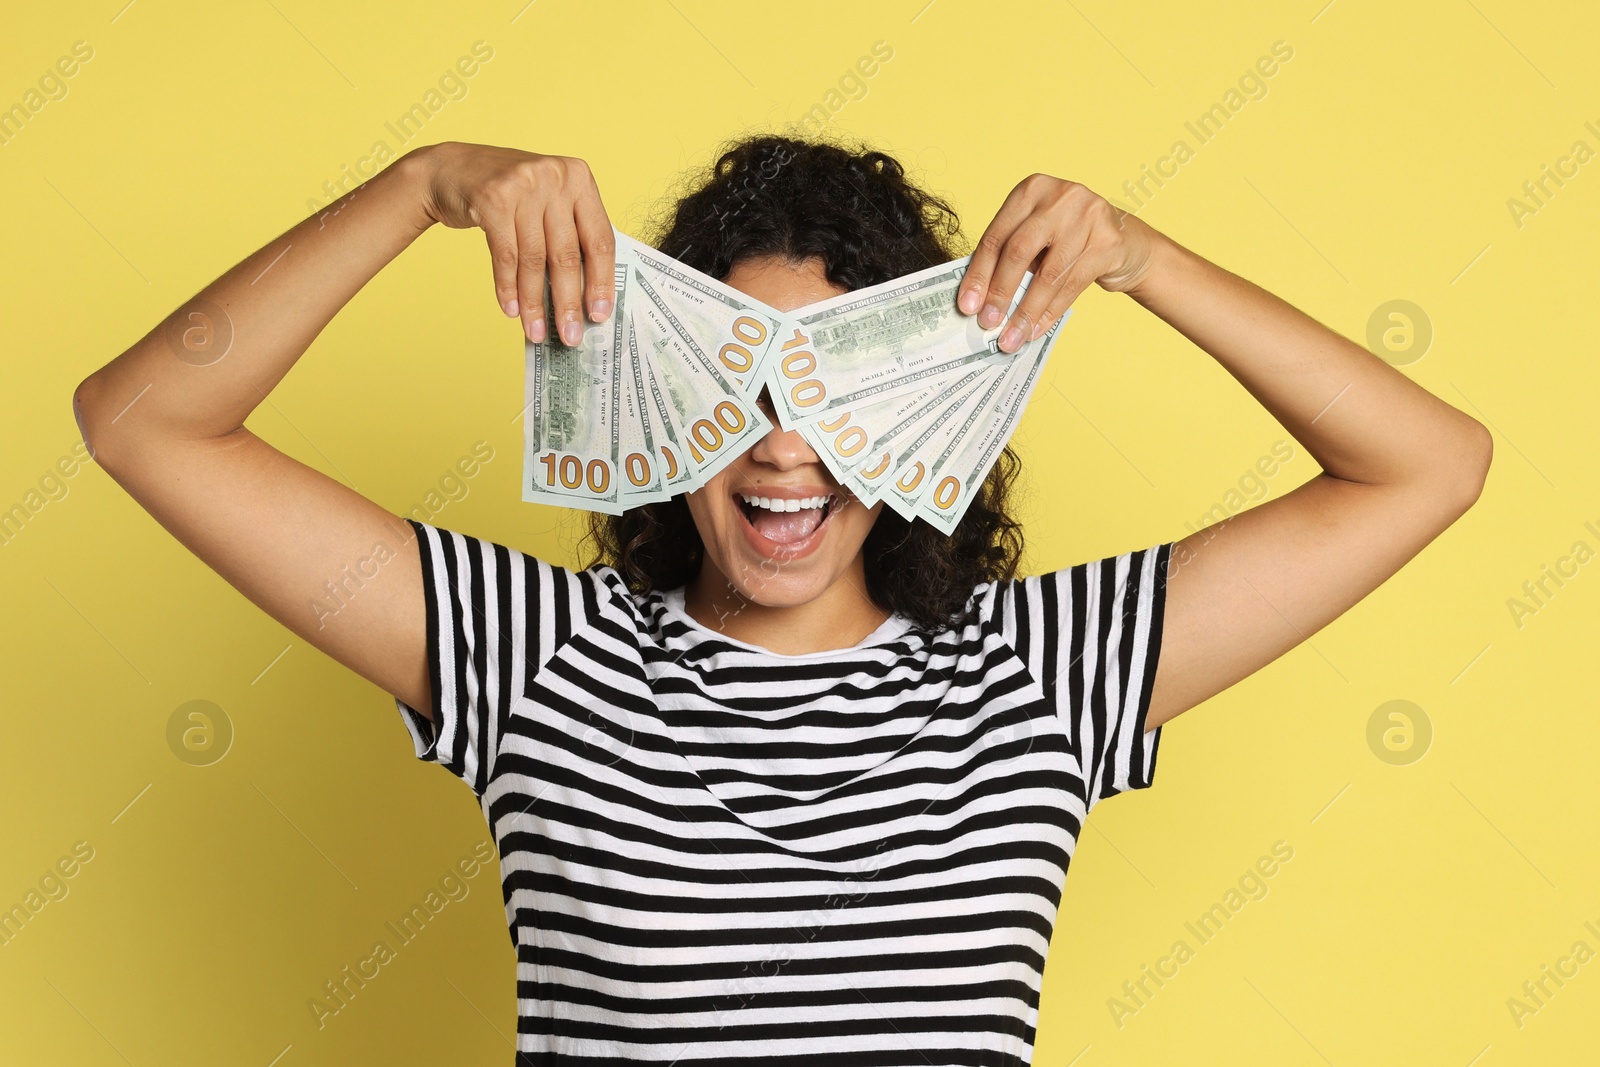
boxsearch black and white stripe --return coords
[395,518,1173,1066]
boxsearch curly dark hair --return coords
[582,130,1025,630]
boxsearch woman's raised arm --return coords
[71,141,617,719]
[957,173,1493,731]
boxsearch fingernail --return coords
[1030,321,1044,341]
[590,298,613,321]
[528,317,545,343]
[561,317,582,345]
[504,297,519,318]
[980,303,1002,328]
[1000,325,1022,351]
[958,287,981,315]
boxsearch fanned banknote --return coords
[621,232,785,399]
[908,313,1067,533]
[762,257,1053,428]
[627,262,773,485]
[521,246,633,514]
[798,362,995,506]
[522,227,1072,533]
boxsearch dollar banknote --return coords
[521,247,633,514]
[522,227,1072,533]
[910,312,1068,533]
[797,361,994,506]
[628,263,773,485]
[880,366,1010,520]
[762,257,1052,429]
[626,305,696,500]
[620,232,786,398]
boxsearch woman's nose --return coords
[747,420,820,471]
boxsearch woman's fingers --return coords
[1028,253,1098,342]
[961,175,1147,352]
[511,200,547,343]
[1000,246,1065,351]
[958,181,1034,319]
[1005,226,1092,348]
[480,201,527,329]
[981,217,1054,351]
[430,146,614,342]
[543,207,586,346]
[572,186,617,323]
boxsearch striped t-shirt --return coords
[395,517,1173,1066]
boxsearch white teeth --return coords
[739,493,833,513]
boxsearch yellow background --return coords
[2,1,1596,1063]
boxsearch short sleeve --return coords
[993,540,1174,813]
[395,518,593,797]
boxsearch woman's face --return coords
[683,255,885,608]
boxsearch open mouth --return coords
[735,491,840,547]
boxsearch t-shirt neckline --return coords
[655,585,916,660]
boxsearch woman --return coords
[72,135,1490,1064]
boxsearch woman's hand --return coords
[418,141,616,345]
[957,173,1160,353]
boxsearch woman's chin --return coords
[720,561,833,607]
